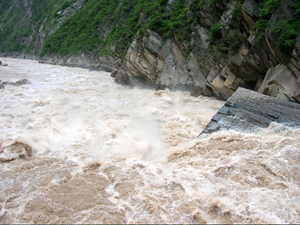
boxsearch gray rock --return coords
[0,79,31,89]
[114,29,211,95]
[1,0,299,104]
[0,80,4,89]
[14,79,31,86]
[200,87,300,135]
[257,34,300,103]
[241,0,260,18]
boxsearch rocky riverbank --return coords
[112,0,300,103]
[1,0,299,103]
[201,87,300,135]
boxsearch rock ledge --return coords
[201,87,300,135]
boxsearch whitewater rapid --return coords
[0,58,299,224]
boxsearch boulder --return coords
[258,35,300,103]
[200,87,300,135]
[14,79,31,86]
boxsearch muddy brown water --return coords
[0,58,299,223]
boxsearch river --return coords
[0,58,299,223]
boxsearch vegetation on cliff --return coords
[0,0,298,59]
[41,0,211,57]
[273,2,300,51]
[0,0,29,51]
[0,0,81,52]
[0,0,298,73]
[254,0,300,52]
[0,0,299,102]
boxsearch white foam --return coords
[1,58,300,224]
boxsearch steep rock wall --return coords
[1,0,299,103]
[112,30,208,93]
[114,0,300,102]
[257,35,300,102]
[0,0,85,56]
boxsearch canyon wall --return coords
[113,0,300,102]
[1,0,299,102]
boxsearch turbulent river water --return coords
[0,58,299,224]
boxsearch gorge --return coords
[1,0,300,223]
[0,0,299,102]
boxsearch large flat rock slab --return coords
[201,88,300,134]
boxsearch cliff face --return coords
[113,0,300,102]
[0,0,299,102]
[0,0,85,57]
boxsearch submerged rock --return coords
[0,60,8,66]
[13,79,31,86]
[0,79,31,89]
[0,141,33,162]
[201,87,300,135]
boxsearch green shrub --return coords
[253,0,298,52]
[232,0,245,25]
[273,2,300,51]
[224,30,244,54]
[254,0,282,42]
[259,0,280,19]
[254,19,268,40]
[208,23,227,44]
[197,0,205,10]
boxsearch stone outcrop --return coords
[207,0,299,101]
[201,87,300,135]
[0,60,8,66]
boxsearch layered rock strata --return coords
[1,0,299,103]
[201,87,300,135]
[113,0,300,103]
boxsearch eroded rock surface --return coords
[201,87,300,134]
[1,0,299,103]
[113,0,300,102]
